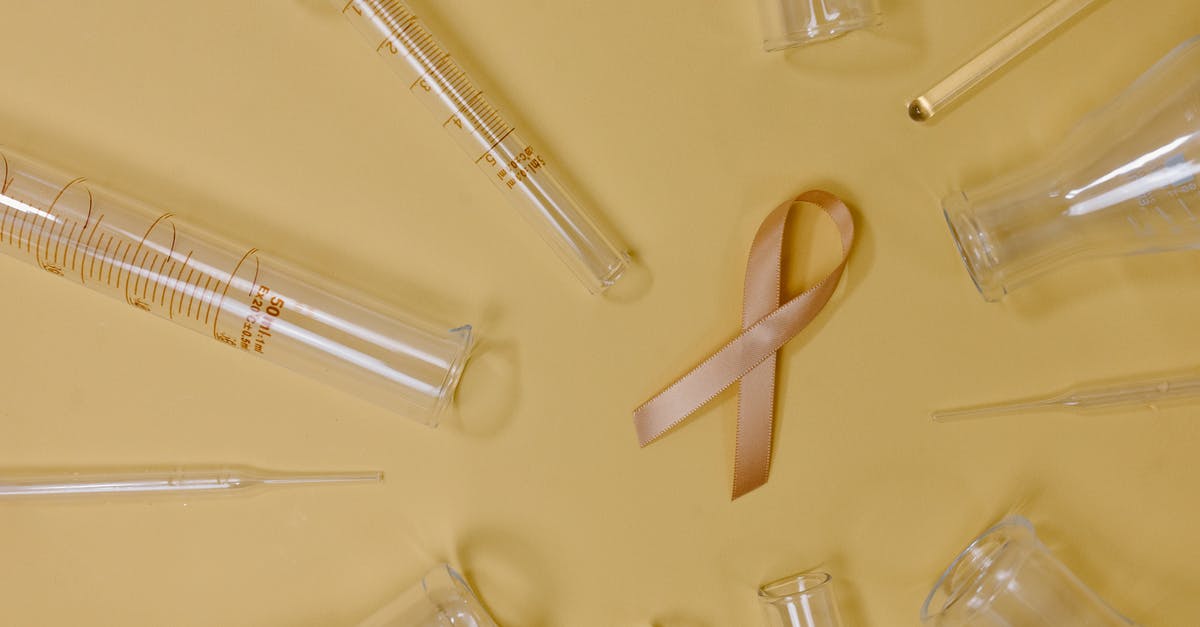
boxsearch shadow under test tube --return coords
[0,147,471,426]
[332,0,631,295]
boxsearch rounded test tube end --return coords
[908,98,934,122]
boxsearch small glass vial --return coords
[759,0,882,51]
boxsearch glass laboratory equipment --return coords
[944,35,1200,301]
[0,146,471,425]
[0,466,382,499]
[908,0,1100,122]
[922,516,1139,626]
[760,572,845,627]
[758,0,882,51]
[933,367,1200,421]
[331,0,631,295]
[358,564,499,627]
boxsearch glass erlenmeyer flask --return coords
[357,564,499,627]
[921,516,1140,626]
[944,35,1200,301]
[759,572,844,627]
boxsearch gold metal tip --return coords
[908,99,932,123]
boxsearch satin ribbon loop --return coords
[633,190,856,500]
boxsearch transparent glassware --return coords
[922,516,1140,626]
[357,564,499,627]
[0,465,381,499]
[944,35,1200,301]
[759,572,844,627]
[0,146,471,425]
[332,0,630,295]
[758,0,882,51]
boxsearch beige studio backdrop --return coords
[0,0,1197,625]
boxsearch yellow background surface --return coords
[0,1,1196,625]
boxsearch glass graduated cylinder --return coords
[0,147,471,425]
[334,0,630,294]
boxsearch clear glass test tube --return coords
[759,572,845,627]
[0,146,471,425]
[332,0,631,294]
[758,0,882,51]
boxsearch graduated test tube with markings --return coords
[333,0,631,294]
[0,148,471,425]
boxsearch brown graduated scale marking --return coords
[115,240,134,289]
[87,233,106,280]
[364,0,511,145]
[61,223,78,268]
[474,129,516,164]
[0,154,12,244]
[109,241,130,286]
[33,177,84,265]
[15,198,34,251]
[69,189,95,275]
[202,274,218,324]
[44,211,69,265]
[129,248,151,296]
[49,211,73,266]
[181,265,200,318]
[148,221,177,303]
[122,213,173,305]
[150,243,174,304]
[98,236,115,284]
[168,251,194,319]
[0,154,12,194]
[186,264,210,321]
[79,214,104,285]
[210,248,258,341]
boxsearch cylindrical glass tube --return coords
[357,564,499,627]
[759,572,844,627]
[922,516,1139,626]
[0,146,471,425]
[908,0,1099,122]
[332,0,630,294]
[758,0,882,51]
[0,465,382,499]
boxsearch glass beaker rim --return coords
[920,516,1036,622]
[758,571,834,603]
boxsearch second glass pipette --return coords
[0,466,382,498]
[933,370,1200,422]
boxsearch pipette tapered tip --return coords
[260,470,384,486]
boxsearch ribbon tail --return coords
[733,353,777,499]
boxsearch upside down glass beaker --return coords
[921,516,1140,626]
[357,564,499,627]
[758,0,882,51]
[944,35,1200,301]
[759,572,844,627]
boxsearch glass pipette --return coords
[908,0,1101,122]
[933,370,1200,422]
[0,466,382,498]
[331,0,631,294]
